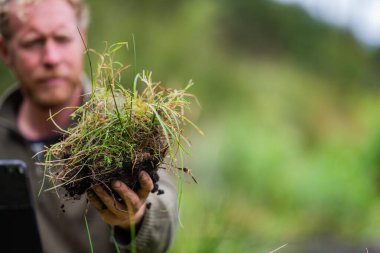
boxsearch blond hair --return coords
[0,0,89,40]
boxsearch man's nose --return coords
[42,40,61,67]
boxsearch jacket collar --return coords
[0,85,23,135]
[0,75,91,140]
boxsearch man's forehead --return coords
[5,0,74,19]
[3,0,79,41]
[3,0,43,11]
[8,0,75,25]
[5,0,46,22]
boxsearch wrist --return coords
[118,204,146,230]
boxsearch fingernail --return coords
[139,171,147,180]
[113,180,121,188]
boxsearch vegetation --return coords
[39,43,201,199]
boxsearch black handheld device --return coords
[0,159,43,252]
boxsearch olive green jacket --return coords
[0,86,178,253]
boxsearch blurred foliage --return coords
[219,0,378,88]
[1,0,380,252]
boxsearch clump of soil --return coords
[39,44,202,200]
[62,147,164,199]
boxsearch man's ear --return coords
[0,36,12,67]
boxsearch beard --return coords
[21,76,82,110]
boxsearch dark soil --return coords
[62,151,165,200]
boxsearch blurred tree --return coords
[219,0,379,89]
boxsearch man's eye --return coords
[20,38,44,49]
[55,36,71,44]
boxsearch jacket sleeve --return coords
[112,169,178,253]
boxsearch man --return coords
[0,0,178,252]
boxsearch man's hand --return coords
[87,171,153,230]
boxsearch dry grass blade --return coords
[269,243,288,253]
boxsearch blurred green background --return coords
[3,0,380,252]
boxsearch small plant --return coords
[39,42,202,199]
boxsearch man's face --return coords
[3,0,85,108]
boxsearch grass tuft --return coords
[39,42,201,199]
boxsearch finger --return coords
[92,185,127,214]
[87,190,105,210]
[112,180,141,212]
[88,190,133,226]
[136,171,153,200]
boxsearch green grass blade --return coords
[132,33,137,78]
[111,232,121,253]
[177,173,184,228]
[84,215,95,253]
